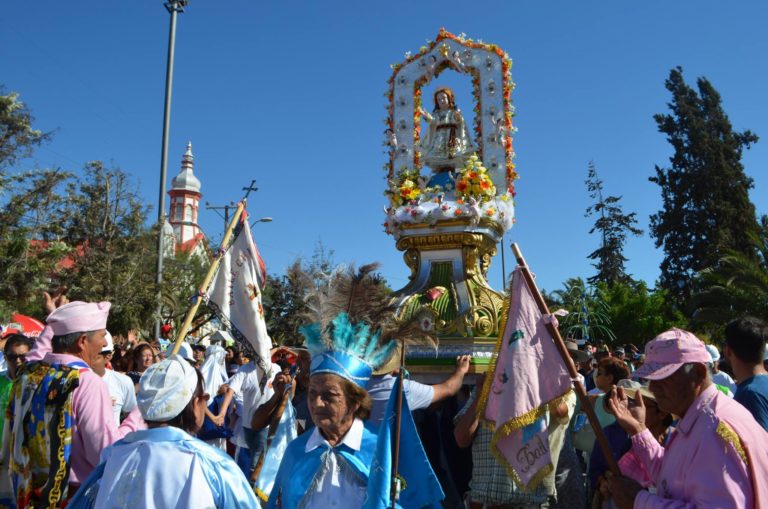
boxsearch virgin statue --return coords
[419,87,475,173]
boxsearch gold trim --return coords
[397,217,505,237]
[477,290,572,491]
[716,421,749,465]
[396,232,496,251]
[255,486,269,502]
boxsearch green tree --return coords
[0,88,69,318]
[161,247,210,331]
[650,67,760,305]
[262,243,337,346]
[0,89,50,173]
[57,161,157,333]
[691,228,768,327]
[601,280,686,346]
[585,161,643,286]
[263,262,311,346]
[0,170,72,317]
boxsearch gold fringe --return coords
[489,427,554,492]
[476,288,573,491]
[716,421,749,466]
[255,486,269,502]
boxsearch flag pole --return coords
[170,200,246,356]
[510,243,620,476]
[390,339,406,509]
[251,368,296,484]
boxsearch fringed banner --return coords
[479,267,571,490]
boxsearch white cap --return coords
[137,355,198,422]
[101,331,114,354]
[705,344,720,363]
[177,342,194,362]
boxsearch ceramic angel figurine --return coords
[419,87,475,172]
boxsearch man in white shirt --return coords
[92,332,137,425]
[217,358,279,476]
[367,352,471,427]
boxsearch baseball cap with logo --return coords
[633,328,711,381]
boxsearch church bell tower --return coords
[168,142,203,248]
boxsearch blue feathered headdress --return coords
[298,263,433,388]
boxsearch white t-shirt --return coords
[226,361,278,445]
[102,369,138,425]
[367,374,434,426]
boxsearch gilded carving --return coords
[403,249,420,281]
[394,229,506,340]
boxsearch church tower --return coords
[168,142,204,251]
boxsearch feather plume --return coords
[297,262,436,368]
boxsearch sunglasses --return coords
[6,353,26,362]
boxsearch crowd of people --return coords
[0,292,767,508]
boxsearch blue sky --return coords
[3,1,767,294]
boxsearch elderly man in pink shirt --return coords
[603,328,768,509]
[7,301,144,507]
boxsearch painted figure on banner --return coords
[419,87,475,174]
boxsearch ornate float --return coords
[383,29,517,379]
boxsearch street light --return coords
[250,217,272,229]
[155,0,188,339]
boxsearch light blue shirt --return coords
[69,427,258,509]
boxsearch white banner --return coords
[206,216,271,375]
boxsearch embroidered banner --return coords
[206,213,271,379]
[480,267,571,490]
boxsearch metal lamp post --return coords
[155,0,188,338]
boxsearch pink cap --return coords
[47,301,111,336]
[633,328,712,380]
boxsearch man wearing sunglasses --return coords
[0,333,32,439]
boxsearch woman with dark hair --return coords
[126,343,156,386]
[69,355,258,508]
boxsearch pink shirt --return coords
[631,384,768,509]
[42,353,145,485]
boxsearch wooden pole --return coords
[170,200,246,356]
[389,340,406,509]
[510,243,621,476]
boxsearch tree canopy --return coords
[650,67,760,305]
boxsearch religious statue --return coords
[419,87,476,173]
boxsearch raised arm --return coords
[431,355,471,404]
[250,371,292,432]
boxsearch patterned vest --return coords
[7,360,88,509]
